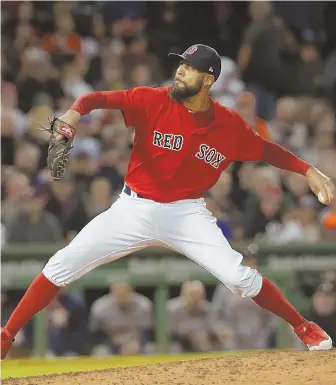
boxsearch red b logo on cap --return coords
[186,45,198,55]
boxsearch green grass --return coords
[1,352,244,379]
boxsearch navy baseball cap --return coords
[169,44,221,80]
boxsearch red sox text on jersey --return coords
[153,130,226,169]
[153,130,183,151]
[195,144,226,169]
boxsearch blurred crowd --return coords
[1,1,336,356]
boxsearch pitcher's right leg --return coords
[1,194,157,359]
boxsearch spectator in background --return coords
[1,111,16,168]
[146,1,180,78]
[56,94,76,115]
[230,91,273,227]
[72,116,102,159]
[47,289,91,357]
[207,171,244,241]
[102,0,145,24]
[122,37,163,86]
[13,19,38,53]
[17,54,64,113]
[1,172,31,227]
[268,97,308,152]
[264,195,321,244]
[99,147,129,192]
[25,104,54,169]
[212,246,276,350]
[97,63,125,92]
[167,281,215,353]
[277,25,325,98]
[3,1,34,34]
[243,166,295,239]
[305,99,332,136]
[283,172,312,204]
[7,185,63,244]
[129,63,155,88]
[52,2,73,18]
[102,1,146,42]
[297,40,324,97]
[45,174,78,233]
[303,108,336,178]
[210,56,245,109]
[235,92,272,140]
[324,48,336,107]
[68,150,99,193]
[1,82,26,139]
[238,1,285,119]
[61,57,93,99]
[42,13,81,55]
[208,172,234,213]
[14,142,41,180]
[1,37,20,83]
[229,162,258,214]
[247,188,284,240]
[84,39,125,89]
[291,195,322,242]
[89,282,153,356]
[81,14,109,59]
[99,122,132,190]
[1,1,39,70]
[64,177,112,239]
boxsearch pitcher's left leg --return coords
[162,200,332,350]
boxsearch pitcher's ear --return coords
[204,74,215,87]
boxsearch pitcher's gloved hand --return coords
[39,116,76,181]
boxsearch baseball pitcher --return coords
[1,45,335,358]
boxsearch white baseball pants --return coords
[43,191,262,298]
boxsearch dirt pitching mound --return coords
[3,350,336,385]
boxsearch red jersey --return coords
[72,86,310,202]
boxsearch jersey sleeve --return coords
[233,110,310,174]
[121,86,156,128]
[71,90,127,115]
[70,86,155,128]
[234,111,265,161]
[263,140,311,175]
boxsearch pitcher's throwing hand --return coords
[306,167,335,205]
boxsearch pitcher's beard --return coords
[169,80,203,102]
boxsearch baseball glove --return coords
[39,116,76,181]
